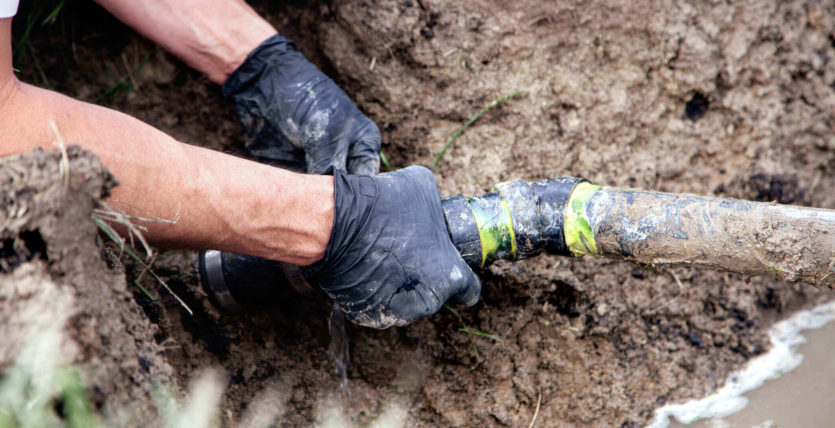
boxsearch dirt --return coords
[0,148,174,424]
[4,0,835,426]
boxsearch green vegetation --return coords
[433,89,527,166]
[0,299,222,428]
[445,305,501,360]
[91,204,192,315]
[379,151,393,172]
[94,50,154,104]
[13,0,67,83]
[0,296,99,428]
[13,0,153,105]
[457,327,501,341]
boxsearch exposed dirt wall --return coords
[0,149,175,424]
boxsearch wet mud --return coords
[4,0,835,426]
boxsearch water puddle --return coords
[651,299,835,428]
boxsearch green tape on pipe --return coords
[500,198,518,261]
[564,181,601,257]
[467,195,517,267]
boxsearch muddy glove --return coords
[303,166,481,329]
[223,34,380,175]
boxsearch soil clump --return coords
[0,148,174,424]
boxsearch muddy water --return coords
[658,300,835,428]
[680,320,835,428]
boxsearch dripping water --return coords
[328,302,350,392]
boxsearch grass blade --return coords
[12,0,40,67]
[92,212,192,316]
[94,49,154,104]
[433,89,527,166]
[41,0,66,25]
[132,280,158,301]
[380,151,393,172]
[458,327,502,341]
[444,305,502,361]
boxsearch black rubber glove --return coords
[223,34,380,175]
[303,166,482,329]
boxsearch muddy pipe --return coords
[200,177,835,311]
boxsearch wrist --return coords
[291,174,334,266]
[250,171,333,266]
[213,24,277,84]
[186,148,333,266]
[95,0,277,85]
[185,15,277,85]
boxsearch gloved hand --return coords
[303,166,482,329]
[223,34,380,175]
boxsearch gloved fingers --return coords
[446,263,482,307]
[347,307,409,329]
[245,141,307,172]
[340,265,479,330]
[306,146,348,174]
[348,152,381,176]
[381,282,445,327]
[347,120,382,176]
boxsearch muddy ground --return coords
[3,0,835,426]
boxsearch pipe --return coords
[200,177,835,312]
[565,183,835,284]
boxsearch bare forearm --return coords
[0,81,332,265]
[94,0,276,84]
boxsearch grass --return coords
[527,391,541,428]
[94,49,154,104]
[164,371,224,428]
[457,327,501,341]
[58,369,98,428]
[40,0,66,26]
[50,121,70,187]
[0,316,224,428]
[27,44,52,89]
[0,357,99,428]
[49,121,164,307]
[445,305,501,360]
[91,203,192,315]
[13,0,152,105]
[433,89,527,167]
[766,264,792,278]
[12,0,67,74]
[0,295,98,428]
[379,152,393,172]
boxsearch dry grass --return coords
[91,203,192,315]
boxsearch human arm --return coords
[91,0,275,85]
[0,18,332,266]
[1,13,479,326]
[94,0,381,175]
